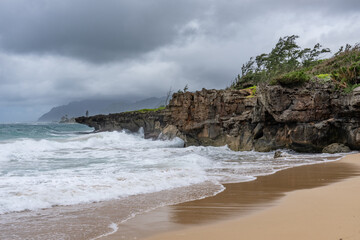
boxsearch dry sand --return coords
[144,154,360,240]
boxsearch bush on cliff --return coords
[316,73,331,82]
[244,85,257,97]
[127,106,165,113]
[311,43,360,90]
[271,70,310,87]
[231,35,330,89]
[231,36,360,92]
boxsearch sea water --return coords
[0,123,345,239]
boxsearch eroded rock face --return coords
[164,88,257,149]
[164,83,360,152]
[76,111,166,139]
[76,82,360,152]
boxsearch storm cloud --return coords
[0,0,209,62]
[0,0,359,122]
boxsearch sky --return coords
[0,0,360,122]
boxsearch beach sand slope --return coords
[146,154,360,240]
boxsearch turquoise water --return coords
[0,123,93,140]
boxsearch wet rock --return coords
[274,151,283,158]
[75,110,166,139]
[322,143,351,154]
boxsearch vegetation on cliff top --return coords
[231,35,360,92]
[126,106,166,113]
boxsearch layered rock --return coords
[76,111,166,139]
[76,83,360,152]
[163,88,257,150]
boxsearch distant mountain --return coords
[38,97,166,122]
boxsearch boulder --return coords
[274,150,283,158]
[322,143,351,154]
[159,124,184,141]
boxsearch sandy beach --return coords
[143,153,360,240]
[96,153,360,240]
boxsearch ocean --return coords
[0,123,345,239]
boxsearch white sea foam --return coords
[90,222,119,240]
[0,127,347,215]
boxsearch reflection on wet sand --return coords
[171,160,359,224]
[110,159,359,240]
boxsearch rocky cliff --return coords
[76,111,166,139]
[76,82,360,152]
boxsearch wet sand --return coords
[141,154,360,240]
[101,154,360,240]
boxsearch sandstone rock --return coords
[160,124,184,141]
[322,143,351,154]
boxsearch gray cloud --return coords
[0,0,359,63]
[0,0,359,122]
[0,0,206,62]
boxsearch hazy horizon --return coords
[1,0,360,122]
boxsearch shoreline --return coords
[3,152,356,240]
[141,153,360,240]
[100,153,360,240]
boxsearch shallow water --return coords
[0,123,347,239]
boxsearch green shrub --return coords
[231,39,360,91]
[344,83,360,93]
[331,61,360,88]
[231,35,330,89]
[314,73,332,84]
[316,73,331,81]
[272,70,310,86]
[127,106,166,113]
[244,85,257,97]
